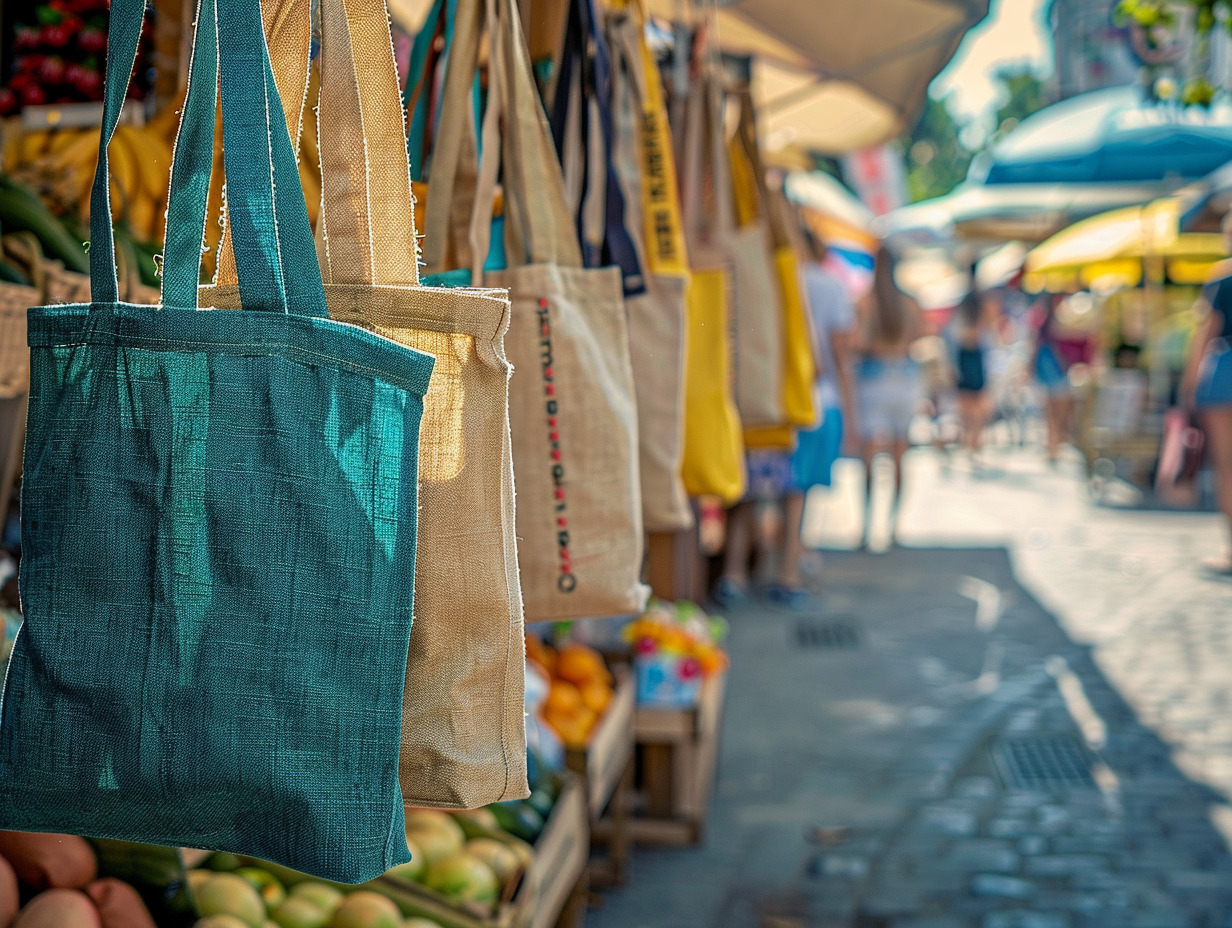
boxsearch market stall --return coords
[0,0,984,926]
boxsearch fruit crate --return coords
[183,777,589,928]
[563,664,634,889]
[520,773,589,928]
[624,670,727,846]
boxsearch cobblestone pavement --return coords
[587,447,1232,928]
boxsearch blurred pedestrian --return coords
[1031,291,1096,465]
[1182,214,1232,573]
[855,248,923,549]
[714,223,860,609]
[952,288,994,467]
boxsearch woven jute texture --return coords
[0,0,433,883]
[433,0,648,621]
[210,0,528,806]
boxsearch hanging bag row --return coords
[427,0,649,622]
[1,0,434,883]
[605,0,694,532]
[206,0,529,810]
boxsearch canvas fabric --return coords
[604,4,691,532]
[0,0,435,884]
[723,89,785,431]
[207,0,528,808]
[677,61,745,504]
[432,0,647,621]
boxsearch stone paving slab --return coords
[586,449,1232,928]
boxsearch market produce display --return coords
[0,831,164,928]
[0,0,151,115]
[183,768,567,928]
[525,638,616,748]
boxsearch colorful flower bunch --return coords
[623,600,729,680]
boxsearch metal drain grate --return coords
[992,735,1097,790]
[795,618,861,649]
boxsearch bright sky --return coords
[931,0,1054,125]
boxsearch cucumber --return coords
[0,174,89,273]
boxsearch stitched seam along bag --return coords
[0,0,433,882]
[207,0,528,809]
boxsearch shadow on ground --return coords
[587,547,1232,928]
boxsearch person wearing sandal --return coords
[1183,217,1232,575]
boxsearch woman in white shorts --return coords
[855,249,923,549]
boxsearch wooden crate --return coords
[523,775,589,928]
[627,671,727,846]
[564,666,634,888]
[189,777,589,928]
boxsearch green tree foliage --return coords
[990,68,1049,142]
[904,92,971,203]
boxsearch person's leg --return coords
[1201,407,1232,561]
[860,442,879,550]
[720,501,755,590]
[776,490,806,589]
[888,438,909,544]
[1044,393,1063,463]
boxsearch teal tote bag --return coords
[0,0,434,884]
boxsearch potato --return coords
[0,833,97,891]
[84,878,157,928]
[0,855,19,928]
[13,888,101,928]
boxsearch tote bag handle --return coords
[548,0,643,293]
[158,0,326,313]
[209,0,422,289]
[463,0,584,278]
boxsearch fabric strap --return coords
[158,0,326,313]
[453,0,584,278]
[548,0,643,294]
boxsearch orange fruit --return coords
[525,635,557,675]
[579,679,612,716]
[555,643,610,687]
[546,707,597,748]
[545,679,583,716]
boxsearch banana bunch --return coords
[2,120,172,246]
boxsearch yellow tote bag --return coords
[681,269,745,503]
[678,62,745,502]
[730,88,817,449]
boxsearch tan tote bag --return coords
[210,0,527,808]
[431,0,648,622]
[711,76,784,431]
[607,0,692,533]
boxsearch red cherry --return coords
[8,72,33,92]
[14,28,41,51]
[16,55,43,75]
[0,90,18,117]
[38,57,66,85]
[64,63,87,87]
[72,68,102,98]
[19,84,48,107]
[76,28,106,54]
[40,24,73,48]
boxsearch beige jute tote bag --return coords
[607,1,692,533]
[210,0,527,808]
[430,0,648,622]
[706,71,784,430]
